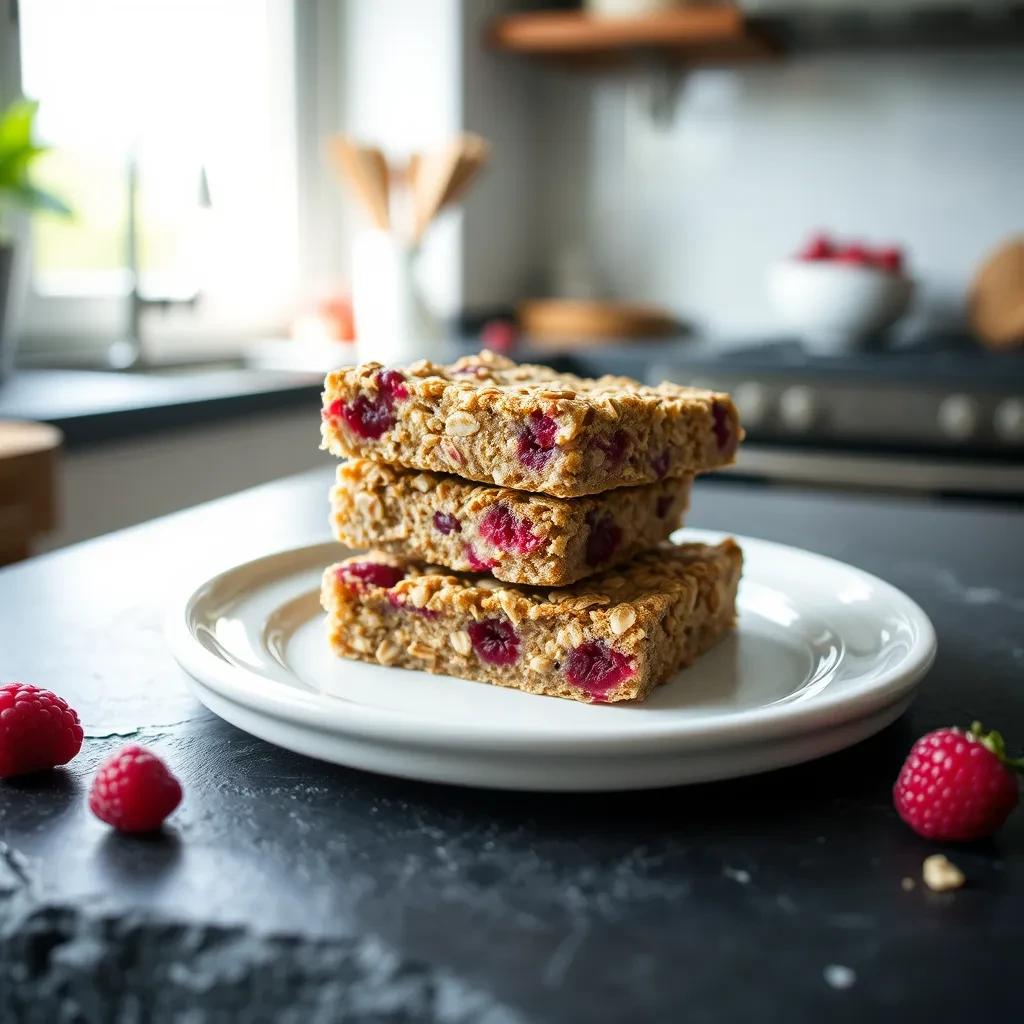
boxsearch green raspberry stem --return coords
[969,722,1024,774]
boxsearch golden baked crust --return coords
[331,459,692,587]
[321,539,742,704]
[321,350,741,498]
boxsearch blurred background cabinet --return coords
[0,420,60,564]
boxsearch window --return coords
[17,0,302,361]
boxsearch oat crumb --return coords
[923,854,965,892]
[823,964,856,990]
[900,876,916,892]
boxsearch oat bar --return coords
[331,460,693,587]
[321,539,742,704]
[320,351,741,498]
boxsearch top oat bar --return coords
[321,351,741,497]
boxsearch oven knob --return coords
[937,394,979,441]
[994,398,1024,443]
[779,386,816,431]
[733,382,767,427]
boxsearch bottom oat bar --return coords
[331,460,693,587]
[320,539,742,704]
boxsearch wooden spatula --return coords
[411,133,490,243]
[410,140,464,243]
[438,134,490,212]
[327,137,390,230]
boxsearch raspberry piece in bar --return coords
[712,400,736,455]
[321,540,742,704]
[478,504,545,555]
[565,641,635,701]
[595,429,628,468]
[339,560,405,589]
[330,369,409,440]
[332,461,692,587]
[321,351,742,498]
[468,618,520,665]
[516,411,559,472]
[464,544,498,573]
[584,511,622,567]
[432,511,461,535]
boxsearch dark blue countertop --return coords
[1,469,1022,1022]
[0,368,324,447]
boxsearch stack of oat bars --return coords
[319,351,743,705]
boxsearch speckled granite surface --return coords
[1,470,1021,1022]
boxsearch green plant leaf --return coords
[0,99,40,154]
[0,143,48,189]
[0,98,71,218]
[5,181,73,217]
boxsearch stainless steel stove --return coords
[524,336,1024,498]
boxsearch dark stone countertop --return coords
[0,368,324,448]
[1,470,1022,1022]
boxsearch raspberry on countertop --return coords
[0,682,84,779]
[89,744,183,833]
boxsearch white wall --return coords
[339,0,463,316]
[459,0,545,308]
[529,49,1024,338]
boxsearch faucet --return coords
[106,152,211,370]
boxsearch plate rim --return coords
[165,531,937,754]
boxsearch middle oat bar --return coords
[332,459,693,588]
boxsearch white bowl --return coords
[768,259,913,354]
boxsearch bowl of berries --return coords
[768,233,913,353]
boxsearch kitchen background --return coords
[1,0,1023,561]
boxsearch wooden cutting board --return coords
[0,420,62,565]
[518,299,677,346]
[970,237,1024,349]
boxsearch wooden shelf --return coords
[488,6,779,64]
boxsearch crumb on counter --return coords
[823,964,857,990]
[923,854,966,892]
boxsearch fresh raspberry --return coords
[89,745,183,833]
[835,243,873,267]
[516,412,558,472]
[432,511,461,535]
[0,683,84,779]
[797,233,834,261]
[478,504,544,555]
[584,510,622,566]
[875,246,904,274]
[565,641,635,701]
[595,429,628,468]
[467,618,520,666]
[338,561,405,589]
[893,723,1021,842]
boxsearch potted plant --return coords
[0,98,70,381]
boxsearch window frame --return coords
[11,0,341,366]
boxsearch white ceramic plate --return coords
[166,531,936,791]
